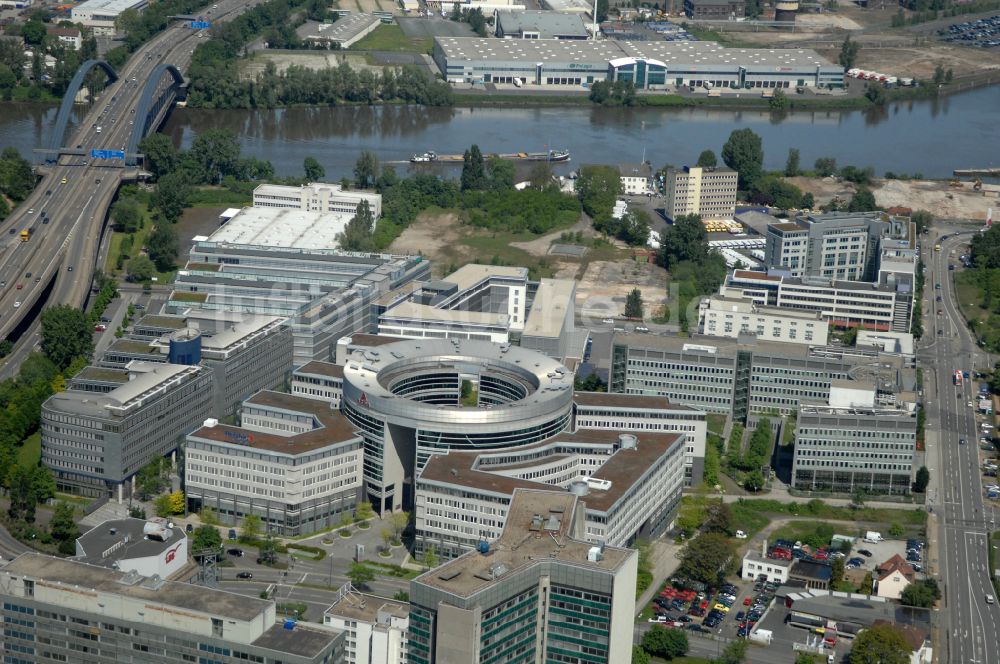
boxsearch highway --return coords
[0,0,258,376]
[923,227,1000,664]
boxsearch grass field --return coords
[188,186,252,208]
[17,432,41,469]
[351,24,432,54]
[706,413,727,435]
[104,204,176,284]
[955,270,990,328]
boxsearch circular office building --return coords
[341,338,574,512]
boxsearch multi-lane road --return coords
[924,226,1000,664]
[0,0,258,375]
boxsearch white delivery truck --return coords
[864,531,884,543]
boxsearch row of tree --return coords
[0,148,37,221]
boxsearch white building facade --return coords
[324,588,409,664]
[698,293,830,346]
[253,182,383,218]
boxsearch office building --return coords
[170,208,429,366]
[494,9,589,39]
[792,396,918,496]
[0,553,345,664]
[70,0,148,35]
[296,14,383,49]
[698,293,830,346]
[414,430,685,559]
[324,586,409,664]
[763,212,915,281]
[41,362,214,500]
[253,182,382,219]
[184,391,364,535]
[742,549,793,584]
[722,268,915,333]
[341,338,575,513]
[433,37,844,89]
[663,166,738,221]
[292,361,345,408]
[618,162,652,195]
[74,517,189,579]
[407,489,637,664]
[684,0,745,19]
[609,332,913,420]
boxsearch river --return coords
[2,86,999,178]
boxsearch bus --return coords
[955,370,964,386]
[935,244,942,251]
[19,229,29,242]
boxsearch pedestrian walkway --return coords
[634,538,684,616]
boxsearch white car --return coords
[735,530,748,539]
[601,318,614,324]
[969,401,974,407]
[13,301,20,308]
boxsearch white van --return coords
[863,531,884,543]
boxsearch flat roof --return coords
[573,391,698,411]
[705,294,826,320]
[189,391,360,455]
[251,622,339,659]
[135,314,188,330]
[75,518,185,567]
[435,36,838,70]
[72,366,130,384]
[47,363,205,418]
[382,300,509,327]
[419,429,683,512]
[199,315,285,351]
[72,0,147,15]
[297,13,381,41]
[522,278,574,339]
[107,339,160,355]
[325,591,409,623]
[3,553,270,622]
[295,361,344,379]
[443,263,527,292]
[496,9,589,37]
[414,489,632,598]
[208,207,353,250]
[782,589,929,630]
[770,222,808,232]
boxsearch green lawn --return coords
[955,270,990,327]
[188,186,252,208]
[17,432,41,469]
[104,204,176,284]
[706,413,727,435]
[350,24,432,54]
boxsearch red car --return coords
[15,283,22,290]
[743,597,752,606]
[94,324,107,332]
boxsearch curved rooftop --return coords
[341,338,574,429]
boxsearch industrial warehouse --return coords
[433,36,845,89]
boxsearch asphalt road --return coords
[924,226,1000,664]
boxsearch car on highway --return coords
[45,189,51,196]
[987,594,995,605]
[7,229,14,234]
[61,177,67,184]
[13,301,20,308]
[968,402,974,408]
[935,283,942,289]
[236,572,253,580]
[67,266,73,272]
[25,272,30,278]
[33,277,39,283]
[27,209,33,214]
[960,438,967,445]
[227,548,244,557]
[15,283,22,290]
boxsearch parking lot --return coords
[939,14,1000,48]
[646,577,781,642]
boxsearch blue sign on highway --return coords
[190,20,211,28]
[91,149,126,160]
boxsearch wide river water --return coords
[2,85,999,178]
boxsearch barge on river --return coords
[411,149,570,163]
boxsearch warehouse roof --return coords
[296,13,381,43]
[495,10,589,38]
[435,36,839,70]
[207,207,354,250]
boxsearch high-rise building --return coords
[0,553,345,664]
[323,586,409,664]
[408,489,637,664]
[663,166,738,221]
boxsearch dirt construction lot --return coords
[788,176,997,220]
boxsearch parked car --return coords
[227,548,244,557]
[857,549,873,557]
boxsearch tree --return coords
[864,81,887,106]
[721,128,764,190]
[189,129,241,184]
[678,532,734,585]
[390,511,409,541]
[703,501,732,534]
[744,469,765,492]
[136,458,168,500]
[933,63,945,86]
[625,288,644,319]
[769,88,789,111]
[696,150,717,168]
[336,200,376,252]
[848,187,877,212]
[49,502,80,555]
[641,625,689,659]
[795,654,819,664]
[7,466,38,523]
[147,224,179,271]
[21,19,46,46]
[528,162,554,190]
[801,192,815,209]
[814,157,838,178]
[851,488,866,509]
[831,556,845,585]
[860,571,874,594]
[659,213,708,268]
[192,525,222,553]
[461,144,487,191]
[632,646,651,664]
[153,493,172,517]
[900,578,941,608]
[40,305,93,370]
[354,150,379,189]
[199,506,219,526]
[347,561,376,588]
[595,0,609,20]
[945,68,953,83]
[839,35,860,69]
[168,491,185,515]
[423,544,438,569]
[242,513,262,541]
[381,528,394,550]
[111,197,142,233]
[913,466,930,493]
[487,155,515,191]
[0,147,38,201]
[785,148,801,177]
[139,134,179,181]
[849,623,909,664]
[575,165,621,218]
[717,638,748,664]
[911,210,933,235]
[356,501,375,521]
[126,254,155,282]
[152,171,191,223]
[303,156,325,181]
